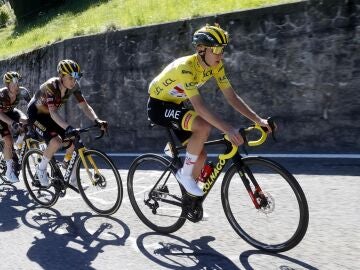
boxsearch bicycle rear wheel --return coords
[22,149,60,207]
[221,157,309,253]
[76,149,123,215]
[127,154,186,233]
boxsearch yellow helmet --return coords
[3,71,21,84]
[192,23,229,47]
[57,59,82,79]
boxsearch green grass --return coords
[0,0,300,60]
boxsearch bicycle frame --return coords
[58,128,102,187]
[164,125,269,209]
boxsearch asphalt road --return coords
[0,157,359,270]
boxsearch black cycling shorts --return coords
[0,109,21,137]
[147,97,198,143]
[27,102,65,143]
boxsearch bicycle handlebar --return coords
[240,117,276,147]
[224,117,276,148]
[65,124,105,140]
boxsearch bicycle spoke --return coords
[222,157,308,252]
[77,149,122,215]
[127,154,186,233]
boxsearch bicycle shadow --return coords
[239,250,319,270]
[0,184,34,232]
[22,208,130,270]
[136,232,240,269]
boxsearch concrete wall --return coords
[1,0,359,153]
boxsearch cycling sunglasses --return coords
[12,77,21,84]
[70,72,83,80]
[209,46,225,55]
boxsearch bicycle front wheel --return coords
[221,157,309,253]
[127,154,186,234]
[22,149,60,207]
[76,149,123,215]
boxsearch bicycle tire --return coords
[22,148,60,207]
[221,156,309,253]
[75,149,123,215]
[127,154,186,234]
[0,140,6,182]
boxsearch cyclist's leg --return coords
[147,98,209,196]
[28,104,64,186]
[184,115,211,178]
[13,108,28,149]
[1,112,20,182]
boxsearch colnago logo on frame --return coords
[203,158,226,192]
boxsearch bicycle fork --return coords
[235,160,267,210]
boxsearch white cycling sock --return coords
[6,159,14,172]
[39,156,50,171]
[181,152,198,177]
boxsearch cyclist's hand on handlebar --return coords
[95,118,108,132]
[226,127,244,146]
[257,118,276,133]
[11,121,24,134]
[64,125,76,138]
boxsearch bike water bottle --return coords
[197,161,214,189]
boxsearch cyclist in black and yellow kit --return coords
[147,24,273,197]
[0,71,31,183]
[27,59,108,188]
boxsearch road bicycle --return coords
[0,128,44,184]
[21,125,123,216]
[127,119,309,252]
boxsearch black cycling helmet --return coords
[3,71,21,84]
[57,59,82,79]
[192,23,229,47]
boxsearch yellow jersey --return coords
[148,54,232,104]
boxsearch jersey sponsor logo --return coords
[218,75,228,82]
[168,85,187,98]
[203,70,213,77]
[182,70,193,75]
[164,109,181,119]
[162,78,176,87]
[34,121,46,131]
[183,112,192,130]
[185,81,197,88]
[154,86,163,95]
[35,127,44,136]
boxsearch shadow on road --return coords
[21,208,130,270]
[239,250,319,270]
[136,232,240,269]
[0,183,34,232]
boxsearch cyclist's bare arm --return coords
[221,87,272,131]
[49,105,69,129]
[78,100,99,121]
[189,94,243,146]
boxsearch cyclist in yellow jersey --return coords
[147,24,273,197]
